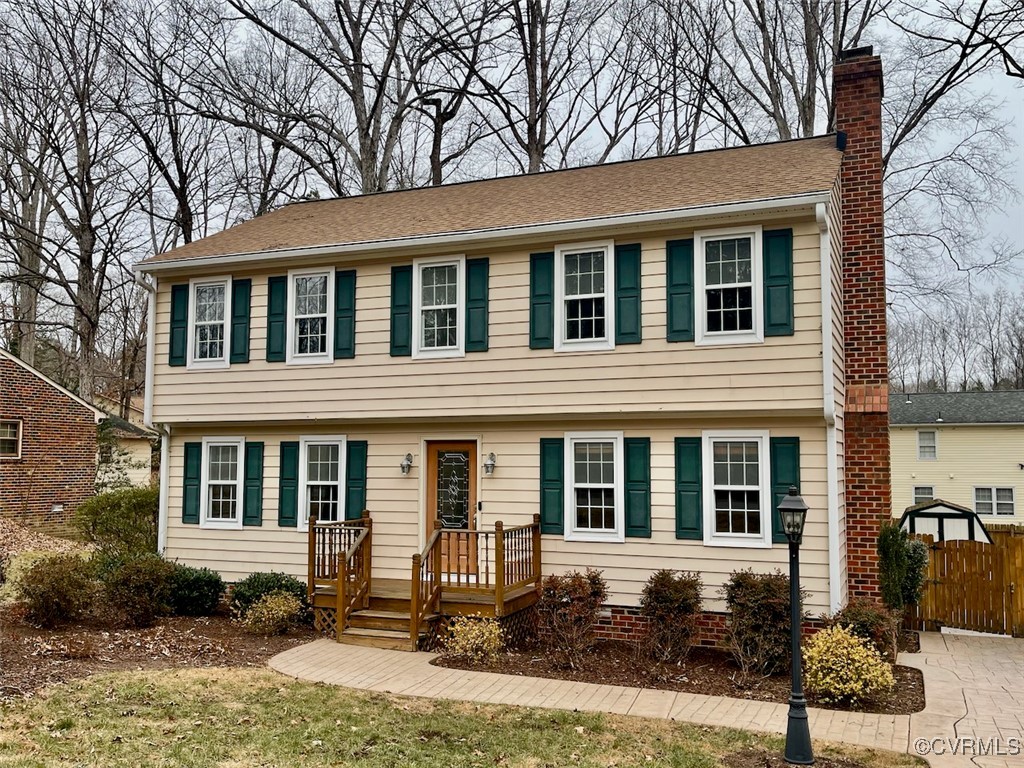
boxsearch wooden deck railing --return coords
[307,515,372,634]
[410,522,443,646]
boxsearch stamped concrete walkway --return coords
[270,632,1024,767]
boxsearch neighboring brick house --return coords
[0,348,105,532]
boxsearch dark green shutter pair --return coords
[168,280,252,366]
[182,441,264,525]
[267,271,356,362]
[277,440,369,526]
[538,437,651,537]
[674,436,800,543]
[390,260,489,356]
[529,244,643,349]
[666,228,794,342]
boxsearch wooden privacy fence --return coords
[908,524,1024,637]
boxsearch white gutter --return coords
[818,202,843,613]
[134,192,830,274]
[157,423,170,554]
[135,272,157,428]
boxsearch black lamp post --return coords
[778,485,813,765]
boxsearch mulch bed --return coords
[434,639,926,715]
[0,605,316,700]
[722,747,875,767]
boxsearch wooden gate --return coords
[908,525,1024,637]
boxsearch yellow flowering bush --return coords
[803,625,895,705]
[440,615,504,664]
[240,591,303,635]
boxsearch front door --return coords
[426,441,478,578]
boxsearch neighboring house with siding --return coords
[0,348,105,532]
[136,49,890,648]
[891,390,1024,525]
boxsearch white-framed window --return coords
[200,437,244,529]
[412,255,465,359]
[564,431,624,542]
[913,486,934,505]
[975,487,1015,516]
[187,277,231,369]
[917,430,937,460]
[694,226,763,346]
[555,241,615,352]
[299,436,347,528]
[287,268,334,365]
[702,430,772,548]
[0,420,21,458]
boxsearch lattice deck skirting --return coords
[314,606,338,638]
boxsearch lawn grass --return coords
[0,668,923,767]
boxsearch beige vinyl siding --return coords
[891,424,1024,524]
[165,416,834,613]
[827,181,848,600]
[151,216,824,424]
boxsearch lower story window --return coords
[913,486,934,505]
[201,438,243,527]
[301,438,345,524]
[703,431,771,547]
[565,432,623,542]
[975,487,1015,516]
[0,420,21,458]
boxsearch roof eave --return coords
[135,191,831,274]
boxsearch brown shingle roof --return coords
[141,135,842,265]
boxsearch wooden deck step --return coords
[347,609,427,632]
[338,627,421,652]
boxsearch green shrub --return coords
[903,538,929,607]
[722,569,802,681]
[537,568,608,670]
[103,555,176,628]
[168,564,225,616]
[241,592,303,635]
[230,571,307,618]
[803,625,895,705]
[878,522,929,611]
[826,597,901,663]
[440,615,504,664]
[19,554,98,628]
[74,487,159,569]
[0,551,68,605]
[640,569,703,662]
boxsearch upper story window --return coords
[0,420,21,458]
[555,242,615,352]
[917,430,937,460]
[975,487,1014,516]
[695,226,763,346]
[299,436,346,527]
[287,268,334,365]
[200,437,243,529]
[564,431,624,542]
[188,277,231,369]
[413,256,465,359]
[703,430,772,548]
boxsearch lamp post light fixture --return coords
[400,453,413,476]
[483,452,497,476]
[777,485,813,766]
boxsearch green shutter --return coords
[230,279,252,364]
[615,243,642,345]
[666,239,695,342]
[334,269,356,359]
[624,437,651,538]
[266,276,287,362]
[539,438,564,534]
[763,228,794,336]
[770,437,801,544]
[390,265,412,357]
[278,441,299,527]
[243,441,264,526]
[169,285,189,366]
[465,258,489,352]
[674,437,702,540]
[345,440,368,520]
[182,441,201,524]
[529,252,555,349]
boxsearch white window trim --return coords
[0,419,22,459]
[187,276,232,370]
[974,486,1015,516]
[286,267,335,365]
[702,429,772,548]
[412,254,466,360]
[694,225,764,347]
[554,240,616,353]
[913,486,934,504]
[917,429,938,460]
[199,436,244,530]
[297,435,347,531]
[563,431,625,543]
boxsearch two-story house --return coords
[136,48,890,649]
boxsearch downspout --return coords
[817,202,843,614]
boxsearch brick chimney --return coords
[835,47,890,600]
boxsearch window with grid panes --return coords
[0,420,20,457]
[563,251,607,342]
[710,439,762,537]
[917,430,937,460]
[305,442,341,523]
[913,486,934,505]
[704,237,753,335]
[293,273,329,356]
[564,432,623,541]
[975,486,1014,516]
[192,280,227,361]
[420,263,458,349]
[202,440,242,526]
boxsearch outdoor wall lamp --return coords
[400,453,413,476]
[483,452,497,476]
